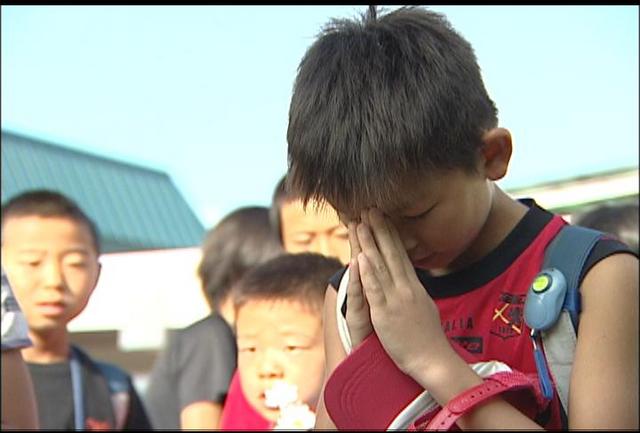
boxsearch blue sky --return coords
[2,6,638,227]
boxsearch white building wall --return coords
[68,247,210,351]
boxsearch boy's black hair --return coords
[232,252,342,314]
[573,201,639,255]
[197,206,284,311]
[287,6,498,216]
[270,174,332,245]
[269,175,294,245]
[1,189,101,254]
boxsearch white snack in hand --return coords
[264,380,298,409]
[264,381,316,430]
[274,402,316,430]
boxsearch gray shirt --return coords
[144,313,237,429]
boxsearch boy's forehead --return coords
[237,297,322,319]
[329,171,436,221]
[236,298,323,336]
[281,198,338,221]
[1,215,97,249]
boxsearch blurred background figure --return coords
[573,201,639,255]
[1,267,39,430]
[1,190,151,430]
[271,175,350,265]
[217,176,351,430]
[197,207,285,327]
[144,206,283,430]
[219,253,342,430]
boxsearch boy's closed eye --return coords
[402,203,437,221]
[291,233,313,245]
[332,227,349,240]
[17,252,44,267]
[283,344,309,353]
[63,252,91,266]
[238,345,257,353]
[18,259,42,267]
[64,259,90,269]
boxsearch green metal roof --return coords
[1,130,205,253]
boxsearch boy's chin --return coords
[412,252,461,273]
[30,317,68,334]
[411,252,443,270]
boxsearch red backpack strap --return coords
[422,371,545,431]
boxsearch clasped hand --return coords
[345,208,455,380]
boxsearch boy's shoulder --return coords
[169,313,236,355]
[181,313,233,336]
[70,345,153,430]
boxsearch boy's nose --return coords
[257,350,285,379]
[41,261,65,290]
[386,217,419,252]
[398,230,419,252]
[311,235,331,258]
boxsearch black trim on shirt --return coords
[417,199,551,299]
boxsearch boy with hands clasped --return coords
[286,6,638,430]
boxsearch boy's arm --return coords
[175,319,236,429]
[568,252,638,429]
[1,348,39,430]
[314,285,347,429]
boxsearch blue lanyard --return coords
[69,347,85,431]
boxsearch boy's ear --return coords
[91,262,102,293]
[480,127,512,181]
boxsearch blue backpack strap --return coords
[69,346,132,430]
[537,224,603,426]
[95,361,131,429]
[95,361,131,394]
[541,225,603,329]
[69,346,86,430]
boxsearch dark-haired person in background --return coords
[573,201,638,255]
[144,206,283,429]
